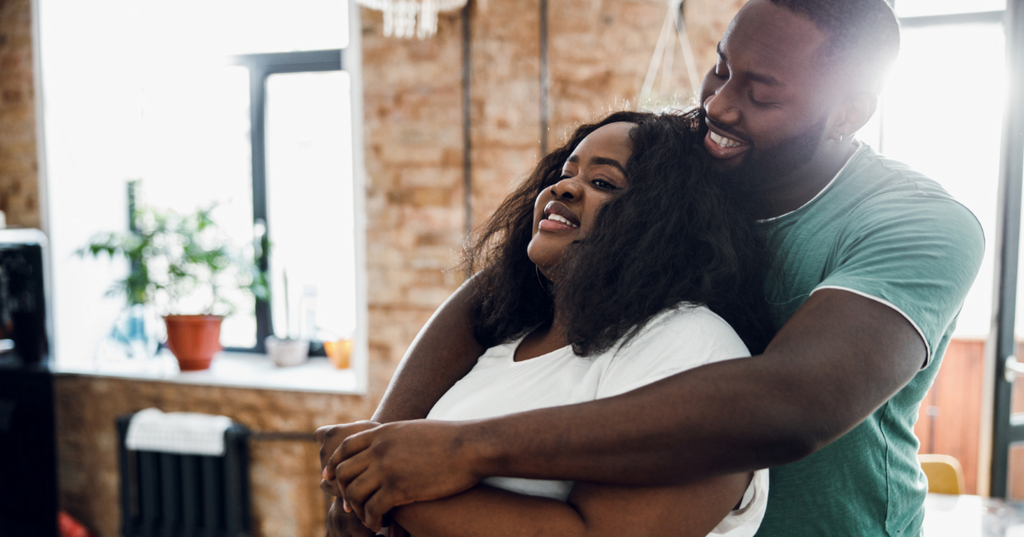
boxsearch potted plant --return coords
[81,203,267,370]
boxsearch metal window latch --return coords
[1005,355,1024,383]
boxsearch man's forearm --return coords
[372,279,484,423]
[460,290,926,486]
[459,355,805,486]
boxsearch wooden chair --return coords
[919,453,965,495]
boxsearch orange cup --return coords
[324,339,353,369]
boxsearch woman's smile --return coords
[539,201,580,232]
[527,121,634,278]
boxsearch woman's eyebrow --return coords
[590,156,627,175]
[567,154,626,175]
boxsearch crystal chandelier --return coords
[356,0,469,39]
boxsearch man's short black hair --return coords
[770,0,901,93]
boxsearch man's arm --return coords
[330,289,926,526]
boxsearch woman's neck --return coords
[513,311,570,362]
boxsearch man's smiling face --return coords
[699,0,837,186]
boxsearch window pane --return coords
[879,23,1004,339]
[265,72,357,341]
[192,0,348,55]
[879,21,1004,499]
[40,0,357,362]
[895,0,1005,18]
[135,66,256,348]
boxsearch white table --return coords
[924,493,1024,536]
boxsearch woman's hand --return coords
[326,497,377,537]
[326,420,484,531]
[326,497,412,537]
[316,420,381,498]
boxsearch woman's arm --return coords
[373,278,485,423]
[391,473,752,537]
[318,279,485,537]
[317,278,484,483]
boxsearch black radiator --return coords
[116,414,251,537]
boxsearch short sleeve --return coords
[814,193,984,365]
[595,306,751,399]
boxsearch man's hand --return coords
[315,421,381,498]
[326,497,377,537]
[326,420,483,532]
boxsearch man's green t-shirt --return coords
[753,144,984,537]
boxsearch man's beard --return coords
[717,117,829,194]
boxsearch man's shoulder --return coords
[843,146,955,201]
[826,146,982,239]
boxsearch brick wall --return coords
[369,0,745,398]
[8,1,744,535]
[361,8,468,398]
[55,376,376,537]
[0,0,39,229]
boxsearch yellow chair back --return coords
[919,453,965,495]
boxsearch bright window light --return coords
[40,0,353,366]
[895,0,1005,18]
[265,71,357,341]
[870,22,1005,337]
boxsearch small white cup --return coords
[265,336,309,367]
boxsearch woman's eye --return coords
[592,179,619,190]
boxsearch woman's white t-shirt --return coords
[426,304,769,536]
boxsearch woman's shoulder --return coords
[591,303,752,399]
[633,303,749,353]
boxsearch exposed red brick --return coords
[0,0,38,230]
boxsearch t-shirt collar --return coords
[758,141,867,223]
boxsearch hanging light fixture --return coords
[356,0,469,39]
[639,0,700,105]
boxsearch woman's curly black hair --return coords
[463,108,775,356]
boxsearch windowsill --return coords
[52,350,362,394]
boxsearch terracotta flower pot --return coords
[163,315,223,371]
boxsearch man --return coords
[317,0,984,535]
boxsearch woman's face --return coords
[528,121,634,279]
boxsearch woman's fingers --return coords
[335,439,404,531]
[321,478,343,498]
[364,490,401,533]
[334,446,373,491]
[326,497,377,537]
[339,460,379,523]
[321,421,380,479]
[339,420,481,522]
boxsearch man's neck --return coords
[757,141,858,220]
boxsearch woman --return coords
[323,109,774,537]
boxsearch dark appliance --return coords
[0,229,57,537]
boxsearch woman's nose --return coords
[550,178,583,200]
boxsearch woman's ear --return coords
[833,92,879,138]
